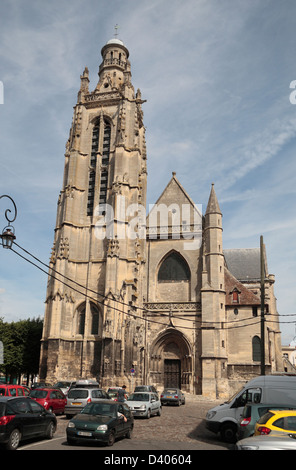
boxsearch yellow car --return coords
[254,410,296,436]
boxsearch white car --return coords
[235,431,296,450]
[127,392,161,418]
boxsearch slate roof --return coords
[224,248,264,281]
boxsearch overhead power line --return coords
[9,241,286,331]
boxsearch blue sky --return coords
[0,0,296,345]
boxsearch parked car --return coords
[127,392,161,418]
[254,409,296,436]
[239,403,296,439]
[29,388,67,415]
[65,387,110,418]
[70,379,100,389]
[134,385,158,395]
[31,382,52,390]
[0,396,57,450]
[67,399,134,446]
[107,387,124,401]
[235,431,296,450]
[0,384,30,397]
[53,381,72,395]
[160,388,185,406]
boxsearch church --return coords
[39,36,283,398]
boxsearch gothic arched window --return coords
[76,302,100,336]
[158,252,190,282]
[87,119,111,216]
[252,336,261,362]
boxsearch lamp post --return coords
[0,195,17,249]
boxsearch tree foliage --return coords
[0,317,43,383]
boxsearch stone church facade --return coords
[39,37,283,398]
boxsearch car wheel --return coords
[146,409,151,419]
[6,428,21,451]
[220,423,237,443]
[45,421,55,439]
[107,430,115,446]
[126,425,133,439]
[157,407,162,416]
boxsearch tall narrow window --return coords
[91,304,100,335]
[87,120,111,216]
[78,308,86,335]
[99,122,111,206]
[87,122,100,216]
[252,336,261,362]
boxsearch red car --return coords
[29,388,67,415]
[0,384,30,397]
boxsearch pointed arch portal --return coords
[149,329,193,391]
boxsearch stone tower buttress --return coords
[201,184,228,398]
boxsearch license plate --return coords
[72,402,82,405]
[78,431,92,436]
[167,396,172,398]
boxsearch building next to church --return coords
[39,36,283,399]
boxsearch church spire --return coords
[205,183,222,215]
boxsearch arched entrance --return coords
[149,329,193,392]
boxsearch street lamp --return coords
[0,195,17,249]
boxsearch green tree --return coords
[0,317,43,383]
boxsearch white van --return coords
[206,375,296,442]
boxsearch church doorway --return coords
[164,359,181,388]
[149,328,192,392]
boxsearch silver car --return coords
[127,392,161,418]
[160,388,185,406]
[65,388,110,418]
[235,431,296,450]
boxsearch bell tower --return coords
[39,37,147,385]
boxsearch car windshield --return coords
[30,390,48,398]
[135,387,148,392]
[54,382,70,388]
[128,393,149,402]
[81,403,116,417]
[164,389,177,394]
[68,389,88,399]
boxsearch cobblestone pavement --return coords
[131,395,225,446]
[51,394,231,450]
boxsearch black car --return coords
[67,399,134,446]
[0,396,57,450]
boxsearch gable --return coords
[146,173,202,236]
[225,268,261,306]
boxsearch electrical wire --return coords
[10,242,286,331]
